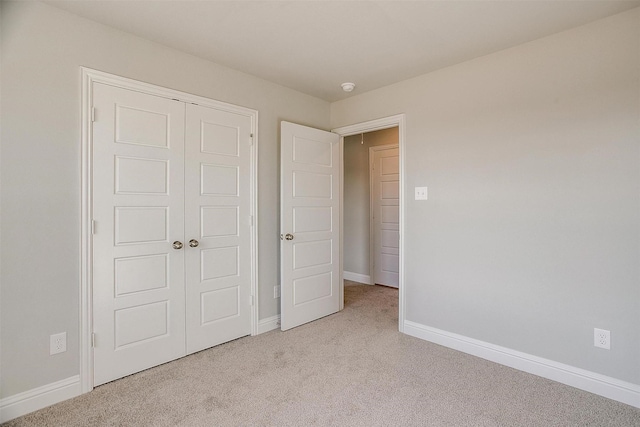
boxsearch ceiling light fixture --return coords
[341,82,356,92]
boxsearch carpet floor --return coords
[5,282,640,426]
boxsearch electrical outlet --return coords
[274,285,281,299]
[50,332,67,355]
[594,328,610,350]
[415,186,428,200]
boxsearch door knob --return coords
[284,233,294,241]
[189,239,199,248]
[172,241,183,250]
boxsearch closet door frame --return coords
[80,67,259,393]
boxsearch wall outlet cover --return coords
[50,332,67,355]
[415,186,428,200]
[594,328,610,350]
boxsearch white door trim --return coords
[80,67,259,393]
[332,115,406,332]
[369,144,399,287]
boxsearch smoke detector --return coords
[341,82,356,92]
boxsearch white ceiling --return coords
[47,0,639,102]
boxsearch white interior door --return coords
[371,146,399,287]
[92,83,186,385]
[92,81,255,385]
[280,122,340,331]
[184,104,252,354]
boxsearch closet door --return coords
[92,83,186,386]
[184,104,253,354]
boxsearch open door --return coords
[280,122,340,330]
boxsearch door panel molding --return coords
[81,67,258,393]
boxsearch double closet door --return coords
[92,83,253,386]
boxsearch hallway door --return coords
[370,146,399,287]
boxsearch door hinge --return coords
[91,333,96,348]
[249,133,254,145]
[91,107,96,122]
[91,220,97,235]
[250,295,255,306]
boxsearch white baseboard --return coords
[403,320,640,409]
[257,315,281,334]
[0,375,81,423]
[343,271,371,284]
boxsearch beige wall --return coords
[332,8,640,384]
[0,1,330,398]
[343,128,398,277]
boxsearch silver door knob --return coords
[285,233,294,241]
[189,239,199,248]
[172,241,183,250]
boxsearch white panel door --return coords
[92,83,186,385]
[93,82,255,385]
[184,104,252,354]
[371,147,399,287]
[280,122,340,331]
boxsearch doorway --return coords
[278,115,405,333]
[333,115,405,332]
[342,129,399,287]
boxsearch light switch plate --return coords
[415,187,428,200]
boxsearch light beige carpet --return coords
[5,282,640,426]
